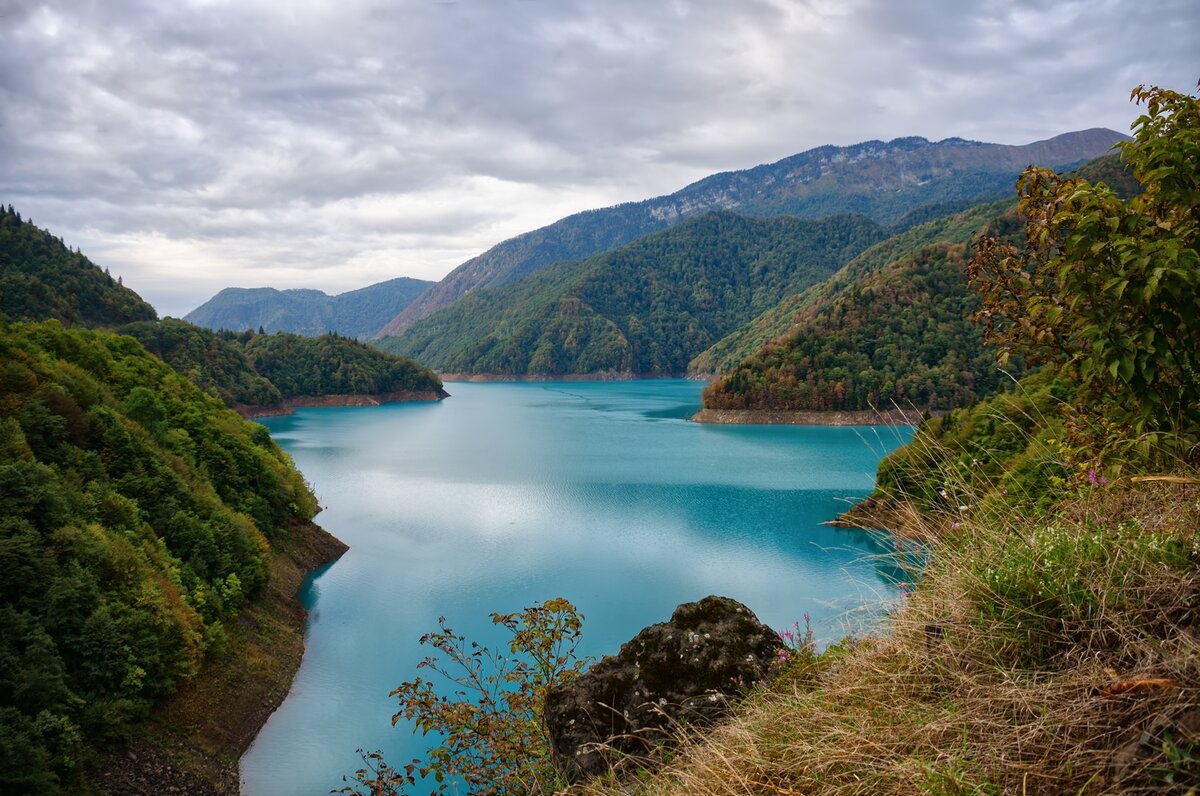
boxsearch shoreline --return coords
[93,519,349,795]
[692,407,930,426]
[439,371,702,383]
[234,388,449,419]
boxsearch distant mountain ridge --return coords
[376,128,1127,336]
[186,276,432,339]
[378,211,885,376]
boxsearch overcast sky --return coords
[1,0,1196,317]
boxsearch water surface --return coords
[241,380,911,794]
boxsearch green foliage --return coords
[703,242,1020,412]
[340,599,588,796]
[243,331,443,396]
[870,370,1076,515]
[119,319,283,407]
[969,83,1200,457]
[689,199,1015,376]
[184,278,433,340]
[0,206,156,327]
[381,211,885,375]
[0,319,317,793]
[966,519,1197,669]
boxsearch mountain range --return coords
[184,277,432,339]
[375,128,1127,337]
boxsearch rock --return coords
[543,595,782,783]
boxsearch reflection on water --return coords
[240,380,912,795]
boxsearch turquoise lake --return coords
[239,380,912,794]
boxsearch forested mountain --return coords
[688,199,1014,376]
[185,277,432,339]
[0,319,319,793]
[376,128,1126,336]
[241,332,445,398]
[378,211,884,376]
[701,241,1017,412]
[118,319,284,407]
[695,150,1143,413]
[1,211,445,411]
[0,206,156,327]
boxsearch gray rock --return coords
[544,595,782,783]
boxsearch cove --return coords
[240,380,912,795]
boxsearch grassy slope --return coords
[574,451,1198,794]
[574,478,1198,795]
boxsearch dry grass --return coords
[569,477,1200,796]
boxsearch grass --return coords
[569,422,1200,795]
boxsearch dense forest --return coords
[0,209,444,411]
[0,319,318,793]
[0,208,447,792]
[701,242,1019,412]
[120,322,444,407]
[688,199,1014,376]
[185,277,432,340]
[380,211,885,375]
[119,319,284,407]
[697,151,1142,413]
[0,206,156,328]
[241,331,445,398]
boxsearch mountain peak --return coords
[376,128,1127,339]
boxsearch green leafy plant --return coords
[339,598,589,796]
[969,82,1200,457]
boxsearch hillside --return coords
[377,129,1126,336]
[688,199,1013,376]
[242,331,446,399]
[701,241,1015,414]
[119,319,284,408]
[1,212,446,413]
[185,277,432,340]
[0,319,320,794]
[0,205,156,327]
[693,151,1142,414]
[533,83,1200,796]
[378,211,884,376]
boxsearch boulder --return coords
[543,595,782,783]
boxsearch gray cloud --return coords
[1,0,1196,316]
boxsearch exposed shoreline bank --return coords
[93,519,348,795]
[692,407,929,426]
[439,371,700,382]
[234,388,449,419]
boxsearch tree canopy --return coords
[0,320,318,792]
[969,82,1200,455]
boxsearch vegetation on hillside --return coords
[0,211,444,410]
[119,319,284,407]
[380,129,1123,335]
[380,211,884,375]
[688,199,1014,376]
[0,320,318,794]
[702,241,1019,412]
[243,331,444,397]
[120,322,445,406]
[0,206,156,328]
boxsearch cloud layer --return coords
[2,0,1196,316]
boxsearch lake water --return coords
[240,380,912,795]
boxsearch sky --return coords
[1,0,1197,317]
